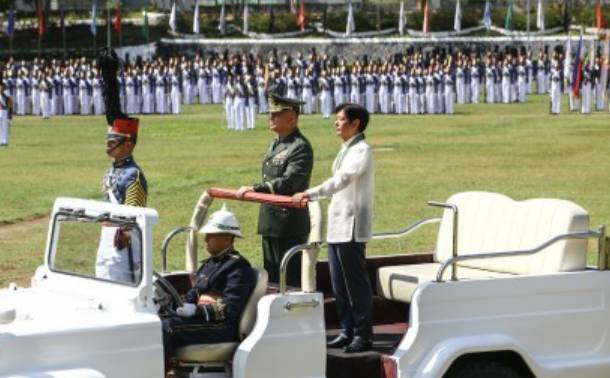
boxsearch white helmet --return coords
[199,204,243,238]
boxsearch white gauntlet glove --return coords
[176,303,197,317]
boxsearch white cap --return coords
[199,204,243,238]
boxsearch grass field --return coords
[1,95,609,287]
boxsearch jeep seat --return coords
[377,191,590,303]
[174,268,268,364]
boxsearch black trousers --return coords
[162,315,237,364]
[262,235,307,288]
[328,240,373,341]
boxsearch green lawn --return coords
[1,95,609,287]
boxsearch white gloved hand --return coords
[176,303,197,317]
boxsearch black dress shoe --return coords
[327,334,352,348]
[344,336,372,353]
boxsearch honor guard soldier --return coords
[237,92,313,288]
[162,205,256,366]
[95,48,148,283]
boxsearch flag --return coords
[597,0,606,30]
[297,0,305,32]
[37,0,45,37]
[142,9,150,40]
[193,1,200,34]
[169,1,177,32]
[113,4,122,33]
[536,0,545,31]
[454,0,462,32]
[244,3,250,33]
[572,28,584,98]
[345,1,355,36]
[505,0,513,30]
[218,3,226,34]
[90,3,97,36]
[398,1,407,36]
[6,6,15,39]
[482,0,492,30]
[422,0,431,34]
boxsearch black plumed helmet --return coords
[98,47,127,126]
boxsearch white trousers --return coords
[0,112,9,145]
[96,226,142,284]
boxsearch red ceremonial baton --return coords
[207,188,308,209]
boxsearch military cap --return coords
[268,91,304,113]
[107,118,139,140]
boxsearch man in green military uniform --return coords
[238,92,313,288]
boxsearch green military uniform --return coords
[252,93,313,287]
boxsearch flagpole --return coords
[107,1,111,48]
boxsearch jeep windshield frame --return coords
[47,208,143,287]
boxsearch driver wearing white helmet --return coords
[161,204,256,366]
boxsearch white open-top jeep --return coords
[1,189,609,378]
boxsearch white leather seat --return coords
[175,268,269,364]
[377,192,590,303]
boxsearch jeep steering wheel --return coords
[153,271,183,309]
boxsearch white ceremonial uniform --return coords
[444,74,454,114]
[350,74,360,105]
[517,65,527,103]
[41,79,52,118]
[365,74,375,114]
[198,68,210,104]
[320,77,332,118]
[141,75,151,114]
[182,69,192,105]
[155,73,165,114]
[408,75,418,114]
[425,74,435,114]
[96,187,142,283]
[224,85,235,129]
[485,67,494,103]
[246,82,257,130]
[456,68,465,104]
[581,72,592,114]
[52,75,62,115]
[501,66,511,103]
[256,76,267,114]
[126,76,136,114]
[79,79,91,115]
[302,76,314,115]
[550,67,561,114]
[232,83,246,132]
[212,68,222,104]
[526,59,533,94]
[0,91,10,145]
[470,67,480,104]
[62,78,73,115]
[31,78,40,116]
[392,74,402,114]
[170,74,181,114]
[93,78,105,115]
[15,78,25,115]
[333,75,344,108]
[537,60,547,94]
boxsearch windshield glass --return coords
[50,211,142,285]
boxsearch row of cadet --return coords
[1,47,609,121]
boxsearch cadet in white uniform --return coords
[319,71,332,118]
[550,63,562,114]
[443,69,454,115]
[0,82,12,146]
